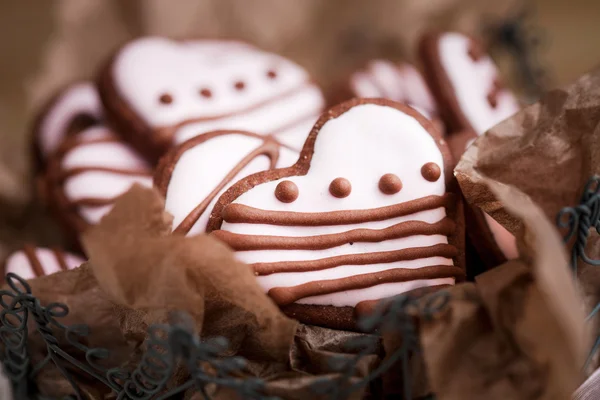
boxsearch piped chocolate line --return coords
[51,248,70,271]
[59,166,153,181]
[222,194,452,226]
[268,264,464,306]
[23,245,44,277]
[71,197,118,207]
[154,83,315,143]
[173,140,281,234]
[212,218,456,251]
[251,243,458,275]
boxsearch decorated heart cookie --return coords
[44,126,153,237]
[98,37,325,160]
[420,32,520,266]
[419,32,520,135]
[3,245,84,280]
[155,130,298,235]
[208,99,465,329]
[32,82,103,168]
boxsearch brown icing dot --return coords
[329,178,352,198]
[159,93,173,104]
[421,162,441,182]
[275,180,298,203]
[467,40,484,61]
[486,78,503,109]
[234,81,246,91]
[378,174,402,195]
[200,88,212,98]
[267,70,277,79]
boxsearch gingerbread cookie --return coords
[419,32,520,266]
[350,61,438,118]
[32,82,103,168]
[330,60,444,134]
[207,99,465,330]
[155,130,298,235]
[419,32,520,135]
[3,245,84,280]
[98,37,325,160]
[44,126,153,238]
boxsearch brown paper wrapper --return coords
[455,66,600,372]
[420,180,589,399]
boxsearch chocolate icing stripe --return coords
[354,283,453,317]
[60,166,153,181]
[57,135,122,156]
[173,141,281,234]
[51,248,70,271]
[154,83,315,142]
[71,197,117,207]
[23,245,44,277]
[212,218,456,251]
[267,264,464,306]
[222,194,452,226]
[251,243,458,275]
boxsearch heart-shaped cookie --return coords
[155,130,298,235]
[208,98,465,329]
[420,32,520,266]
[98,37,325,160]
[44,126,153,239]
[32,81,103,169]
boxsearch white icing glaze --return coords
[165,132,298,235]
[112,37,325,150]
[4,247,84,279]
[437,33,520,134]
[59,126,153,224]
[349,61,438,119]
[218,103,456,307]
[38,82,103,159]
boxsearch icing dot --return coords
[487,92,498,108]
[234,81,246,91]
[200,88,212,98]
[467,41,484,61]
[329,178,352,198]
[267,70,277,79]
[159,93,173,104]
[378,174,402,194]
[275,180,298,203]
[421,163,441,182]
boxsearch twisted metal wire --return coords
[557,176,600,272]
[310,290,450,400]
[0,273,450,400]
[556,176,600,369]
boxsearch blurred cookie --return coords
[3,245,84,280]
[208,99,465,330]
[44,126,153,239]
[419,31,520,135]
[98,37,325,160]
[32,82,103,169]
[155,130,298,235]
[419,31,520,267]
[331,60,444,133]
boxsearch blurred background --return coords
[0,0,598,256]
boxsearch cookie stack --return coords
[4,32,520,330]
